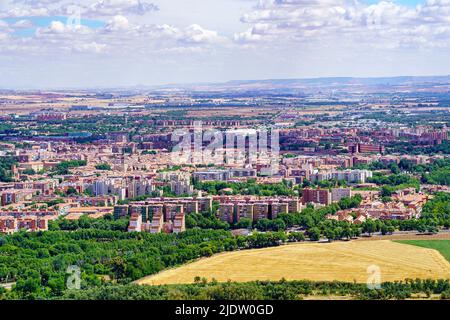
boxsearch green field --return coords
[396,240,450,262]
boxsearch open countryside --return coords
[396,240,450,262]
[136,240,450,285]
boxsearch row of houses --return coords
[216,197,302,224]
[128,211,185,234]
[309,170,373,184]
[0,209,58,234]
[192,168,257,182]
[117,197,212,234]
[302,188,353,206]
[115,196,213,220]
[328,190,430,223]
[122,196,305,232]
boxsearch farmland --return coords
[136,240,450,286]
[396,240,450,262]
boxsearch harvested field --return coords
[136,240,450,286]
[396,240,450,262]
[356,233,450,241]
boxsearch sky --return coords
[0,0,449,89]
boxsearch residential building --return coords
[302,188,331,206]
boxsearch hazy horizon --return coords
[1,73,450,91]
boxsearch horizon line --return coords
[1,73,450,92]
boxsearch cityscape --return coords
[0,0,449,313]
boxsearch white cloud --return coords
[0,6,48,18]
[0,1,224,55]
[48,21,66,33]
[234,0,450,48]
[0,0,159,18]
[35,20,92,36]
[2,0,450,52]
[181,24,222,44]
[234,23,270,42]
[104,14,130,30]
[86,0,159,16]
[73,41,108,53]
[13,19,33,29]
[0,11,223,57]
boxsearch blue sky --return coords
[365,0,422,5]
[397,0,422,4]
[0,0,449,89]
[5,16,105,37]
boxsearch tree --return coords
[271,219,287,232]
[341,226,353,240]
[381,196,392,203]
[380,224,389,235]
[308,227,321,241]
[416,223,427,233]
[53,160,87,175]
[255,219,271,231]
[381,186,394,197]
[66,187,78,196]
[95,163,112,171]
[334,227,343,240]
[288,232,305,242]
[0,156,17,182]
[22,169,36,175]
[387,226,395,235]
[362,220,377,236]
[427,225,438,234]
[277,214,296,228]
[352,226,361,237]
[234,218,252,229]
[389,163,400,174]
[324,228,336,242]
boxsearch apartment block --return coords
[149,213,164,234]
[0,215,52,234]
[236,203,254,221]
[302,188,332,206]
[177,200,199,215]
[229,168,257,178]
[193,170,229,182]
[197,197,213,213]
[164,204,184,221]
[349,143,385,154]
[310,170,373,184]
[113,205,129,220]
[0,217,16,234]
[282,198,301,213]
[1,189,35,206]
[270,202,288,219]
[148,204,164,219]
[129,204,150,222]
[128,213,142,232]
[173,213,186,233]
[253,203,269,221]
[218,203,235,223]
[331,188,352,202]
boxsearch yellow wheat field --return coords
[136,240,450,285]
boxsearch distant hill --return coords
[4,75,450,94]
[224,76,450,86]
[151,75,450,95]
